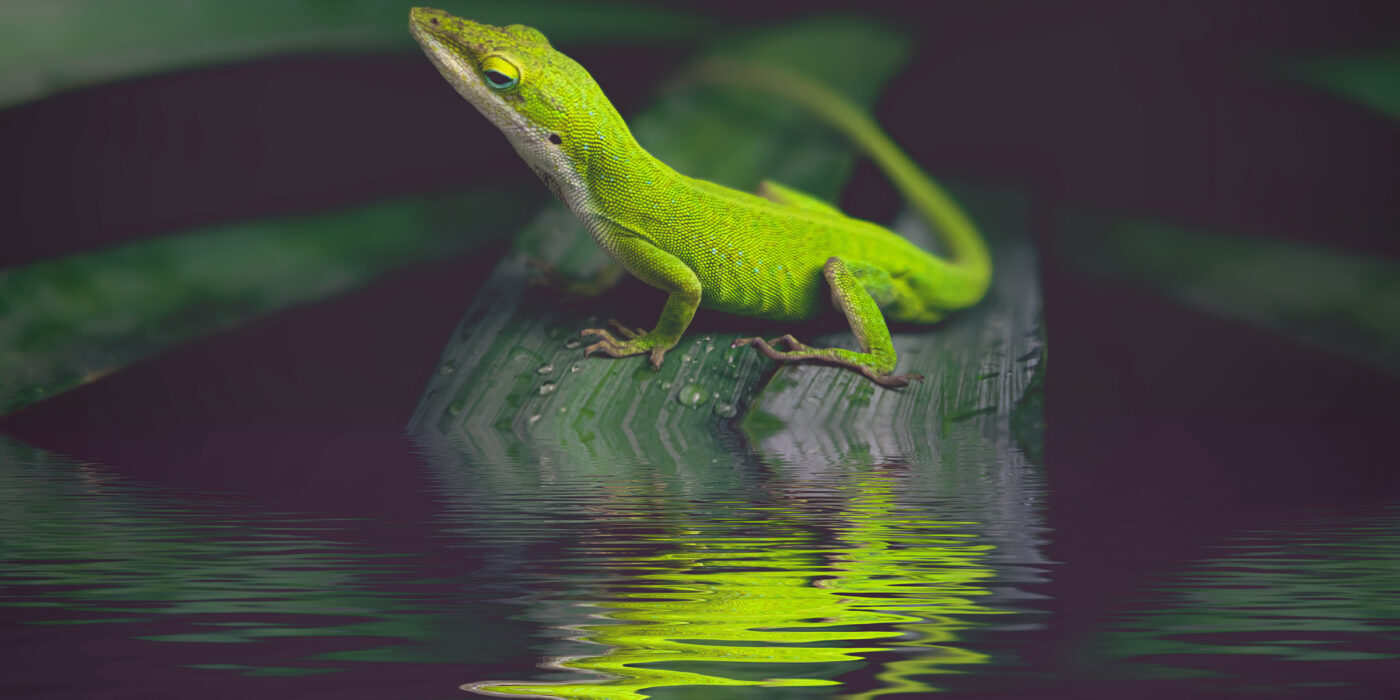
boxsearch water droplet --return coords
[528,413,542,424]
[438,360,457,376]
[676,383,708,408]
[661,381,673,390]
[712,400,737,418]
[564,339,581,350]
[447,399,465,416]
[570,363,584,373]
[538,382,557,396]
[537,363,555,375]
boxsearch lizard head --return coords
[409,7,613,200]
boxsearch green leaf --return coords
[0,187,533,416]
[0,0,713,109]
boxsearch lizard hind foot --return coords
[733,334,919,389]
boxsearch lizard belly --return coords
[683,240,830,322]
[695,260,826,321]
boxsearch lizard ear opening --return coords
[480,55,521,91]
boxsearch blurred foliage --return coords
[0,188,532,416]
[0,0,712,108]
[1060,216,1400,381]
[1284,47,1400,121]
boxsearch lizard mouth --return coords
[408,9,492,103]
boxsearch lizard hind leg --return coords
[732,257,924,389]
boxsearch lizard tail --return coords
[690,59,992,303]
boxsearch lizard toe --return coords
[606,319,646,340]
[868,371,923,388]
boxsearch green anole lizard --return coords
[409,8,991,388]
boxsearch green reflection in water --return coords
[469,468,1008,699]
[1097,506,1400,683]
[0,438,505,675]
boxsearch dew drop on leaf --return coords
[676,383,708,408]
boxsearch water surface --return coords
[3,419,1397,699]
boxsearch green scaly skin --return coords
[409,8,991,388]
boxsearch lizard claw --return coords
[647,347,667,369]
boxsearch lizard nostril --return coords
[429,17,438,25]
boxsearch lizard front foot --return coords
[581,320,671,369]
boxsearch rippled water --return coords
[1,425,1396,699]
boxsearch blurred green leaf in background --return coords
[0,189,531,416]
[1059,216,1400,382]
[1283,46,1400,122]
[0,0,712,108]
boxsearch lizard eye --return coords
[480,56,520,91]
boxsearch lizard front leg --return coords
[581,226,701,369]
[734,257,924,388]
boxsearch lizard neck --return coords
[513,92,672,220]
